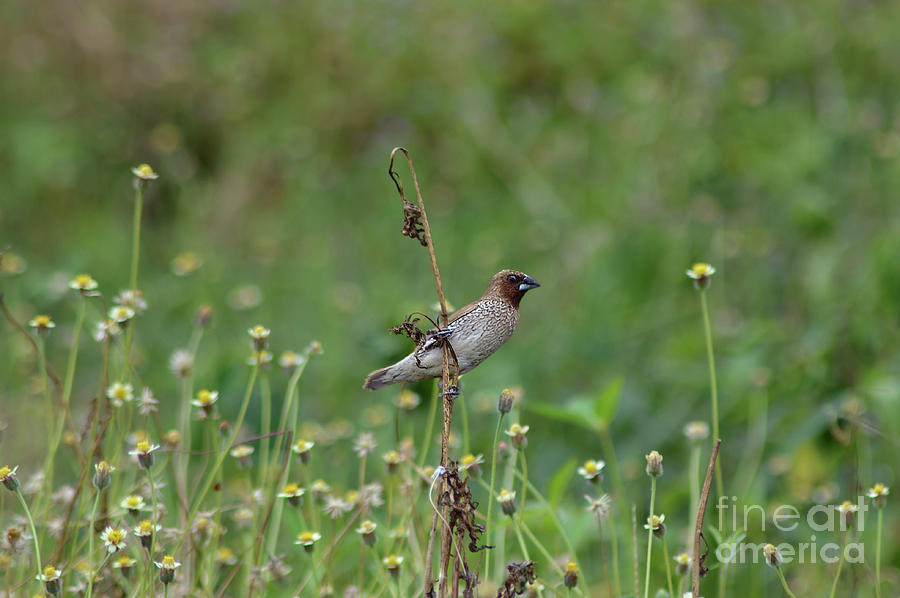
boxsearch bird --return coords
[363,269,540,390]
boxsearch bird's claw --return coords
[439,384,460,399]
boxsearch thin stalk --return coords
[147,465,159,598]
[875,508,883,598]
[178,359,260,553]
[774,565,797,598]
[661,536,675,598]
[608,511,621,597]
[518,451,528,528]
[15,488,42,592]
[828,529,849,598]
[699,290,723,499]
[85,491,101,598]
[643,478,657,598]
[417,385,439,469]
[483,412,506,583]
[688,442,701,550]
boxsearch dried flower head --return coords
[763,543,781,567]
[353,432,377,457]
[92,461,114,490]
[645,450,664,477]
[498,388,515,414]
[169,349,193,378]
[683,421,710,442]
[498,488,518,516]
[585,493,613,521]
[137,387,158,415]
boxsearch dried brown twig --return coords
[692,438,722,598]
[387,147,463,598]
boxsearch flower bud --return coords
[498,388,515,414]
[92,461,113,490]
[645,450,663,477]
[563,562,578,589]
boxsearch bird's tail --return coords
[363,365,398,390]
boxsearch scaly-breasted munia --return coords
[363,269,540,390]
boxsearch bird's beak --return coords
[518,274,540,292]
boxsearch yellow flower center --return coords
[873,483,885,494]
[43,566,58,578]
[113,386,129,400]
[676,553,690,564]
[298,531,317,543]
[197,390,213,405]
[139,520,154,534]
[384,450,401,463]
[107,529,125,544]
[498,489,514,501]
[115,556,134,567]
[136,440,151,453]
[282,483,299,494]
[385,554,400,567]
[294,440,312,452]
[125,496,141,508]
[251,325,268,337]
[0,466,11,478]
[692,263,712,276]
[161,555,176,568]
[508,423,525,435]
[217,547,234,560]
[461,454,476,466]
[135,164,155,177]
[359,520,376,533]
[583,461,598,474]
[74,274,93,287]
[345,490,359,503]
[33,315,53,327]
[565,561,578,573]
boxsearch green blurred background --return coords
[2,0,899,592]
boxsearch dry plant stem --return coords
[388,147,457,597]
[692,438,722,598]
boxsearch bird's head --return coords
[485,269,541,307]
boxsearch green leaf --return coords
[547,458,577,507]
[525,399,600,431]
[593,376,624,424]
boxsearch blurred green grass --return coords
[1,0,899,592]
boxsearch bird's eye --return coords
[507,275,518,283]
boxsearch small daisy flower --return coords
[106,382,134,407]
[133,519,161,549]
[505,423,529,450]
[216,547,238,565]
[310,479,331,500]
[163,429,181,449]
[686,263,716,290]
[867,483,889,507]
[112,555,137,575]
[108,305,135,324]
[277,483,306,507]
[120,495,149,515]
[645,450,664,477]
[683,421,710,442]
[0,465,20,492]
[248,325,270,351]
[137,387,158,415]
[247,350,273,367]
[644,514,666,538]
[292,439,315,464]
[383,554,403,577]
[128,440,160,469]
[69,274,99,293]
[192,389,219,414]
[674,552,692,576]
[356,520,377,547]
[498,489,517,516]
[92,461,114,490]
[171,251,202,276]
[295,531,322,553]
[763,543,781,567]
[836,500,860,525]
[383,450,403,474]
[459,453,484,477]
[154,555,181,585]
[37,565,62,595]
[29,315,55,334]
[132,163,159,182]
[395,390,421,411]
[563,561,579,589]
[169,349,193,378]
[230,445,255,468]
[100,526,128,553]
[279,350,305,370]
[353,432,377,457]
[94,318,121,342]
[577,459,605,483]
[585,493,613,521]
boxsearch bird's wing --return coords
[419,301,481,352]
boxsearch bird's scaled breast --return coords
[448,300,519,372]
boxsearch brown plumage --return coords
[363,269,540,390]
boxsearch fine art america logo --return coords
[714,495,869,564]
